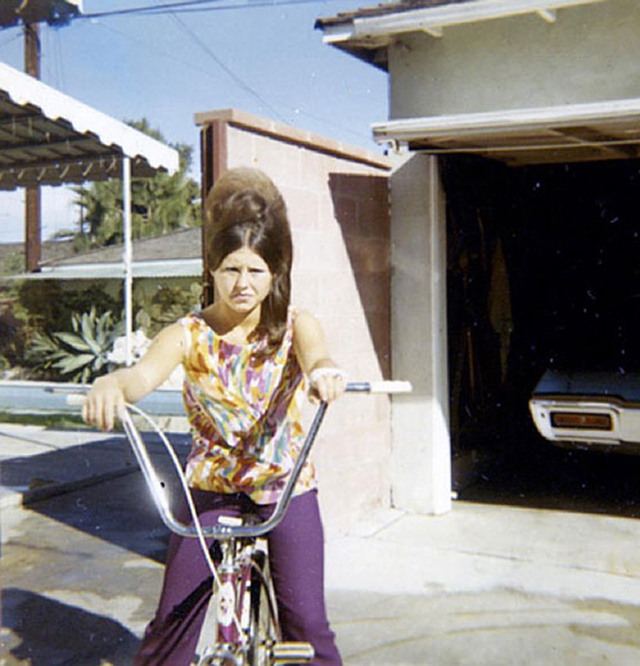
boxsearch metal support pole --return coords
[123,156,133,367]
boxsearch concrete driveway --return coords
[3,425,640,665]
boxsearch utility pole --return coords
[24,21,41,273]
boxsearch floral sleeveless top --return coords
[179,308,316,505]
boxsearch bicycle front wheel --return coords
[246,549,279,666]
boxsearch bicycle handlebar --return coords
[344,380,412,394]
[66,380,412,540]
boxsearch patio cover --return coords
[0,61,180,364]
[0,60,179,189]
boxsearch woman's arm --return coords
[83,322,187,431]
[293,310,346,403]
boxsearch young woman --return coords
[83,167,345,665]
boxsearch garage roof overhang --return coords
[317,0,605,70]
[373,98,640,166]
[0,61,179,190]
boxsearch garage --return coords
[375,100,640,515]
[316,0,640,515]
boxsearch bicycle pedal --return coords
[271,641,314,664]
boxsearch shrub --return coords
[27,307,124,383]
[135,281,202,338]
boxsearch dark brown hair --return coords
[206,168,293,352]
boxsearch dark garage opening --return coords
[443,154,640,517]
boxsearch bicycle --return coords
[68,380,411,666]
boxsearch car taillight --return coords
[550,412,612,430]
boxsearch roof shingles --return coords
[316,0,472,28]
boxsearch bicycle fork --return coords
[197,541,247,666]
[198,539,314,666]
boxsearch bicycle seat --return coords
[217,513,262,528]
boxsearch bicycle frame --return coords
[120,399,327,665]
[66,379,411,665]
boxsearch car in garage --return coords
[530,369,640,454]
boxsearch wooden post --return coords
[200,119,227,306]
[24,22,41,273]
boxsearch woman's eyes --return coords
[222,267,266,274]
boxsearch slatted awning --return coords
[372,98,640,166]
[0,60,179,189]
[0,60,180,365]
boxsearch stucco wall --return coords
[389,152,451,515]
[203,111,393,535]
[389,0,640,119]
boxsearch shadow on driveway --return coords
[3,432,191,563]
[2,587,140,666]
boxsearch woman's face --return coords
[212,246,273,315]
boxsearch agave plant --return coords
[29,307,124,383]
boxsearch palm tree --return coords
[72,118,200,250]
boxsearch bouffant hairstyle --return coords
[205,168,293,352]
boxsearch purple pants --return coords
[134,488,342,666]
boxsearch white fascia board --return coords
[322,22,361,44]
[31,258,203,279]
[335,0,605,42]
[39,262,125,278]
[372,97,640,142]
[133,259,202,278]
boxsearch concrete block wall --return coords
[198,110,393,535]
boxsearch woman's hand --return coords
[83,374,127,432]
[308,367,347,403]
[82,322,187,431]
[293,310,347,403]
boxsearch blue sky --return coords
[0,0,388,243]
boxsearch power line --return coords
[78,0,345,20]
[79,0,229,20]
[164,9,287,122]
[91,16,372,145]
[91,19,229,85]
[80,1,377,147]
[140,0,349,16]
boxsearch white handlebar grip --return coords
[368,381,413,394]
[66,393,87,407]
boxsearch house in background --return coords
[0,239,75,274]
[3,227,204,367]
[317,0,640,514]
[32,226,203,282]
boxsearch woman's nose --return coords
[236,269,250,287]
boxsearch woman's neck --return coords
[203,302,261,344]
